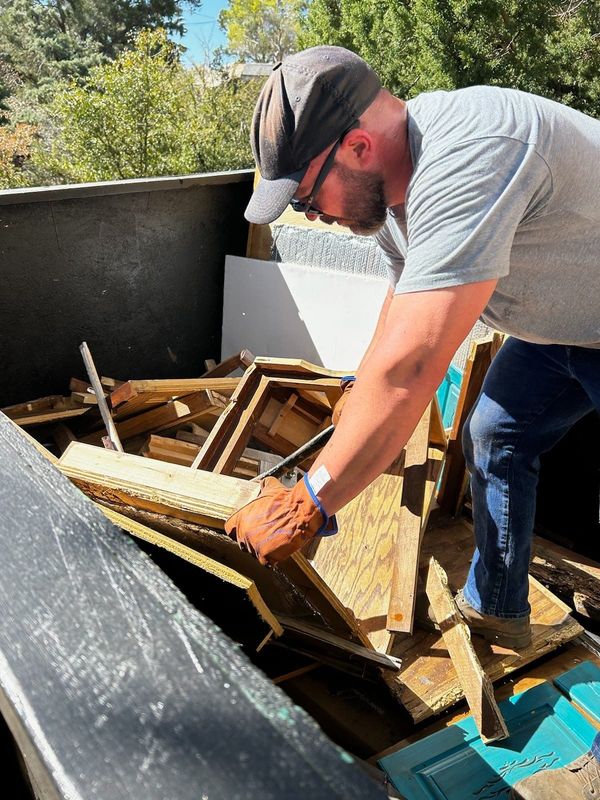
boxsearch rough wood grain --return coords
[531,535,600,621]
[58,442,259,527]
[308,453,406,652]
[386,514,583,723]
[387,406,433,634]
[424,555,509,743]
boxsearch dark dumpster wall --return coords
[0,172,253,408]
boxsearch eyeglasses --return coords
[290,123,358,217]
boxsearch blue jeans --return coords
[462,338,600,618]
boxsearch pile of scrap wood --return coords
[2,338,587,747]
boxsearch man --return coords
[226,46,600,798]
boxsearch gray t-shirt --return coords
[374,86,600,346]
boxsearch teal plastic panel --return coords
[436,364,463,429]
[379,682,597,799]
[554,660,600,724]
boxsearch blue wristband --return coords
[303,473,338,536]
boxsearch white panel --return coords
[222,256,389,371]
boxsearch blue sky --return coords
[178,1,228,65]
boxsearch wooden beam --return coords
[110,377,239,418]
[191,364,263,471]
[58,443,259,527]
[423,555,509,744]
[201,349,255,378]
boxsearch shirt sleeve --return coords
[373,216,408,290]
[395,136,553,294]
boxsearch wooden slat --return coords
[424,555,509,743]
[110,378,239,418]
[58,443,260,527]
[201,349,255,378]
[191,364,263,471]
[277,616,401,672]
[386,405,433,634]
[253,357,346,379]
[81,391,225,445]
[144,434,260,479]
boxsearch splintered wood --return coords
[6,343,583,743]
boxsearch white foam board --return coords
[222,256,389,371]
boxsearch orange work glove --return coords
[331,376,356,426]
[225,474,338,565]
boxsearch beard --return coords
[329,163,388,236]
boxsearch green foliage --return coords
[31,29,262,184]
[193,68,264,170]
[38,29,201,182]
[300,0,600,115]
[219,0,307,62]
[0,0,201,106]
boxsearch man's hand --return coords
[225,475,337,565]
[331,376,355,425]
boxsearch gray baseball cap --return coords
[245,46,381,224]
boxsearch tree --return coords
[300,0,600,115]
[30,28,262,184]
[0,121,35,187]
[37,29,201,182]
[0,0,202,105]
[219,0,307,62]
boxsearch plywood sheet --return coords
[387,515,583,722]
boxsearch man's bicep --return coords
[378,278,498,381]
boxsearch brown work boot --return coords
[510,752,600,799]
[455,590,532,650]
[415,589,532,650]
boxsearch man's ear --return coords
[340,129,374,168]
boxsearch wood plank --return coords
[387,406,433,634]
[100,504,282,636]
[110,378,239,418]
[424,555,509,743]
[277,616,402,672]
[58,443,260,527]
[530,534,600,621]
[2,394,68,417]
[253,357,346,379]
[10,406,91,426]
[437,335,499,514]
[143,434,260,479]
[386,514,583,723]
[308,453,406,653]
[191,363,263,470]
[201,349,255,378]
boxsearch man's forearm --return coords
[308,346,445,514]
